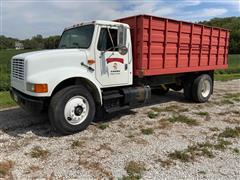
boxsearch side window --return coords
[97,28,118,51]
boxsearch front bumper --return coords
[10,88,47,113]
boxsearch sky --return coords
[1,0,239,40]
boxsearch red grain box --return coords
[116,14,230,77]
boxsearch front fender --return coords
[26,67,102,104]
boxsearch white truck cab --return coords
[10,20,137,134]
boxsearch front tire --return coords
[48,85,95,135]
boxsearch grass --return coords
[198,170,206,175]
[71,140,85,149]
[150,107,163,112]
[167,115,199,126]
[218,127,240,138]
[214,54,240,81]
[196,111,209,116]
[215,54,240,73]
[126,133,135,139]
[199,148,214,158]
[209,127,220,132]
[220,99,234,104]
[25,165,41,174]
[212,92,240,106]
[141,128,154,135]
[167,141,216,163]
[29,146,50,159]
[214,139,232,150]
[0,91,16,109]
[223,93,240,102]
[165,105,188,112]
[0,160,14,178]
[0,49,32,91]
[156,158,175,168]
[147,110,158,119]
[168,150,191,162]
[214,73,240,81]
[132,138,149,145]
[157,119,171,129]
[223,118,240,125]
[123,161,146,180]
[231,110,240,115]
[191,142,215,158]
[97,143,113,152]
[151,105,188,113]
[0,50,31,108]
[233,148,240,155]
[78,159,113,178]
[98,123,109,130]
[224,93,240,99]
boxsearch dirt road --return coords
[0,80,239,179]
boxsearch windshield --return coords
[59,24,94,49]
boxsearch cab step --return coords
[103,93,123,101]
[105,105,129,113]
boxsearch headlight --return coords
[27,83,48,93]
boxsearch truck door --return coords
[95,26,130,87]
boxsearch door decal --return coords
[106,58,124,64]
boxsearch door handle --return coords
[125,64,128,70]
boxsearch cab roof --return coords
[64,20,129,31]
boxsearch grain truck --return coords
[10,15,229,134]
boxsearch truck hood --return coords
[12,49,87,60]
[12,49,90,83]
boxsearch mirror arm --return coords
[107,28,115,50]
[101,46,117,56]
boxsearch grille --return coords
[12,59,24,80]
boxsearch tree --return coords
[0,35,17,49]
[44,36,61,49]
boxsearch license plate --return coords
[13,94,18,102]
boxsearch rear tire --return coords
[192,74,212,103]
[48,85,95,135]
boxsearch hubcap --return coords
[201,79,211,98]
[74,106,83,116]
[64,96,89,125]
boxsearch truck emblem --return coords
[113,63,118,70]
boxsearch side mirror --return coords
[118,25,127,47]
[118,46,128,55]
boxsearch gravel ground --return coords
[0,80,239,179]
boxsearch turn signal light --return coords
[34,84,48,93]
[87,59,95,65]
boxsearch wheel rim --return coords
[201,79,211,98]
[64,96,89,125]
